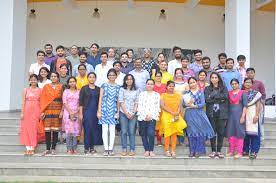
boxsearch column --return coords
[225,0,251,67]
[0,0,27,111]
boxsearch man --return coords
[126,49,134,63]
[113,61,126,86]
[168,46,182,75]
[236,55,247,83]
[66,45,79,66]
[50,45,73,76]
[120,52,134,74]
[72,52,94,77]
[152,60,173,84]
[142,48,158,76]
[129,58,150,91]
[107,48,117,66]
[214,53,227,74]
[29,50,50,75]
[94,52,113,87]
[221,58,242,91]
[200,56,213,83]
[44,43,57,65]
[181,57,195,82]
[189,49,203,73]
[87,43,101,68]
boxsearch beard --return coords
[175,55,181,59]
[58,53,64,57]
[46,50,52,54]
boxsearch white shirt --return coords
[137,91,160,121]
[38,79,51,88]
[115,72,126,86]
[168,59,182,75]
[94,63,113,87]
[29,62,50,75]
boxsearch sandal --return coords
[42,150,51,156]
[165,151,171,157]
[29,150,35,156]
[144,151,150,157]
[51,150,57,155]
[249,153,257,160]
[226,152,234,157]
[149,151,155,157]
[171,151,176,158]
[209,152,216,159]
[234,153,242,159]
[128,151,135,156]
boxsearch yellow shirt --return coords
[152,71,174,84]
[76,75,88,90]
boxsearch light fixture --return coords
[159,9,166,20]
[92,0,100,18]
[29,1,36,19]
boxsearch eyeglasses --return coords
[78,69,86,71]
[108,74,116,77]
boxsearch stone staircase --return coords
[0,112,276,183]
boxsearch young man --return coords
[236,55,247,83]
[120,52,134,74]
[107,48,117,66]
[72,52,94,77]
[94,52,113,87]
[87,43,101,68]
[126,49,135,63]
[50,45,72,76]
[113,61,126,86]
[181,57,195,82]
[66,45,79,66]
[200,56,213,83]
[214,53,227,74]
[189,49,203,73]
[221,58,242,91]
[152,60,173,84]
[129,58,150,91]
[44,43,57,65]
[142,48,158,76]
[29,50,50,75]
[168,46,182,75]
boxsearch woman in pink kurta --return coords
[20,74,41,155]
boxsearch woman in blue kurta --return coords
[183,77,215,158]
[79,72,103,155]
[97,68,120,156]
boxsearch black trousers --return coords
[209,117,226,152]
[45,131,59,150]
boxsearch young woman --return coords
[40,72,63,155]
[62,77,80,154]
[97,69,120,156]
[152,53,166,76]
[38,67,51,88]
[153,71,166,146]
[226,79,247,159]
[137,79,160,157]
[20,74,41,155]
[204,72,228,158]
[79,72,103,155]
[183,77,215,158]
[59,63,70,90]
[243,78,262,159]
[76,64,89,90]
[160,81,187,158]
[198,70,209,92]
[118,74,139,156]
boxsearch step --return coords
[1,163,276,178]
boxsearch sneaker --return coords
[209,152,216,159]
[195,153,200,158]
[189,153,195,158]
[216,152,225,159]
[109,150,115,156]
[243,152,249,157]
[128,151,135,156]
[249,152,257,160]
[51,150,57,155]
[103,150,109,156]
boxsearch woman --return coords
[97,69,120,156]
[183,77,215,158]
[226,79,247,159]
[38,67,51,89]
[160,81,187,158]
[118,74,139,156]
[20,74,41,155]
[153,71,166,146]
[198,70,209,92]
[243,78,262,159]
[204,72,228,158]
[76,64,89,90]
[79,72,103,155]
[152,53,166,76]
[59,63,70,90]
[137,79,160,157]
[40,72,63,155]
[62,77,80,154]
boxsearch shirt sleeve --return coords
[197,92,206,109]
[168,62,173,75]
[118,88,124,103]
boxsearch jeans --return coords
[139,120,156,152]
[119,112,137,151]
[66,135,77,151]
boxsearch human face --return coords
[238,59,246,67]
[246,70,255,79]
[174,49,182,60]
[78,66,87,77]
[60,66,68,76]
[56,48,65,57]
[144,50,151,59]
[159,62,167,72]
[157,54,165,64]
[198,72,206,81]
[79,54,87,63]
[88,74,96,84]
[134,59,142,70]
[101,54,108,64]
[50,73,59,83]
[126,75,134,87]
[70,46,78,55]
[181,59,189,68]
[29,77,38,87]
[90,45,99,54]
[127,50,133,58]
[226,60,234,70]
[113,63,121,72]
[155,73,162,83]
[107,72,117,82]
[175,70,183,80]
[167,83,175,93]
[194,52,202,62]
[244,79,253,90]
[219,56,227,65]
[37,53,45,62]
[68,78,77,89]
[120,54,128,63]
[231,81,239,90]
[108,48,115,58]
[202,59,211,70]
[40,69,48,79]
[45,46,53,55]
[188,78,197,89]
[146,80,155,91]
[210,74,219,86]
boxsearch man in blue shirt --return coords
[87,43,101,68]
[129,58,150,91]
[221,58,242,91]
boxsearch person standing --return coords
[120,52,134,74]
[76,64,89,90]
[200,57,213,83]
[189,50,203,73]
[126,49,135,63]
[197,70,209,92]
[38,67,51,89]
[66,45,80,66]
[221,58,242,91]
[107,48,117,66]
[59,64,70,90]
[29,50,50,75]
[174,68,189,95]
[129,58,150,91]
[113,61,126,86]
[151,60,173,84]
[87,43,101,68]
[236,55,247,84]
[44,43,57,66]
[50,45,72,76]
[142,48,158,76]
[94,52,113,87]
[214,53,227,74]
[181,57,195,82]
[168,46,182,75]
[72,52,94,77]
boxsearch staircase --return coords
[0,112,276,183]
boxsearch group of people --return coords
[20,43,266,160]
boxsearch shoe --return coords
[165,151,171,157]
[157,143,163,147]
[51,150,57,155]
[84,150,89,155]
[216,152,224,159]
[209,152,216,159]
[171,151,176,158]
[243,152,249,157]
[195,153,200,158]
[90,149,97,155]
[29,150,35,156]
[109,150,115,156]
[103,150,109,156]
[67,150,73,155]
[41,150,51,156]
[121,151,127,156]
[73,150,78,154]
[128,151,135,156]
[189,153,195,158]
[144,151,150,157]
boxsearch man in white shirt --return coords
[113,61,126,86]
[29,50,50,75]
[95,52,113,87]
[107,48,117,66]
[168,46,182,75]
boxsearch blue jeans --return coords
[139,120,156,152]
[66,135,77,151]
[119,112,137,151]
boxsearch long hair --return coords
[38,67,50,83]
[122,74,136,90]
[209,72,224,91]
